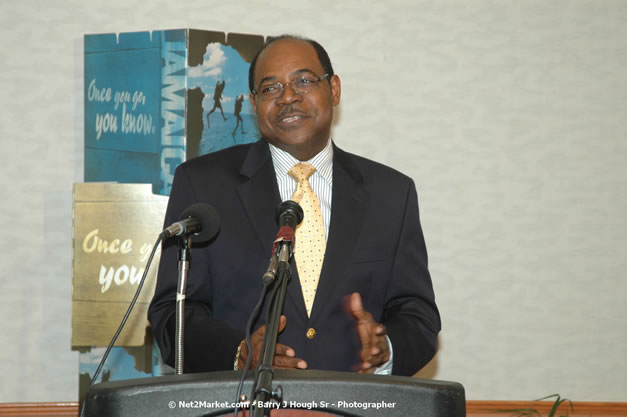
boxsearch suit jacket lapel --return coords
[236,140,281,258]
[310,145,368,321]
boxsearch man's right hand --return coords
[236,315,308,371]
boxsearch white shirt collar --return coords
[268,139,334,184]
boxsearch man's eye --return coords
[261,84,280,94]
[294,77,316,88]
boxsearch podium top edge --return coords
[89,369,464,392]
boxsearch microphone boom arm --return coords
[175,235,192,375]
[251,239,293,416]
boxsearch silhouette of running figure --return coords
[206,80,227,128]
[232,94,247,139]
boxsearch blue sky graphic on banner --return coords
[84,30,261,195]
[84,31,164,193]
[188,42,259,154]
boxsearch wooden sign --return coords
[72,183,168,347]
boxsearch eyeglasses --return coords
[253,73,329,101]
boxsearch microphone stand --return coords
[175,235,192,375]
[250,239,293,417]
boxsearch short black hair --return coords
[248,34,335,93]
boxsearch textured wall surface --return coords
[0,0,625,402]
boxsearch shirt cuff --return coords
[373,335,393,375]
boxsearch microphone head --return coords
[276,200,304,230]
[180,203,221,243]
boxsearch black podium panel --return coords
[84,370,465,417]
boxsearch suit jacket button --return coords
[306,328,317,339]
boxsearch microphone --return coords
[160,203,221,243]
[263,201,303,282]
[276,200,304,231]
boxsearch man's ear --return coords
[249,93,257,112]
[330,74,341,106]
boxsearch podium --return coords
[83,370,465,416]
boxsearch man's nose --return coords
[276,82,303,105]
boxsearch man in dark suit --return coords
[148,35,440,376]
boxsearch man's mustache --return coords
[277,106,307,119]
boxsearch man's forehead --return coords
[262,38,313,56]
[258,68,318,84]
[255,39,322,74]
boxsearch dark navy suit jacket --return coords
[148,139,440,376]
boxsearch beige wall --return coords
[0,0,625,402]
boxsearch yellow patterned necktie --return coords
[288,162,327,317]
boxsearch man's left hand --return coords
[348,292,390,373]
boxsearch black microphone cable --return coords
[79,235,163,417]
[245,276,282,414]
[232,276,275,417]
